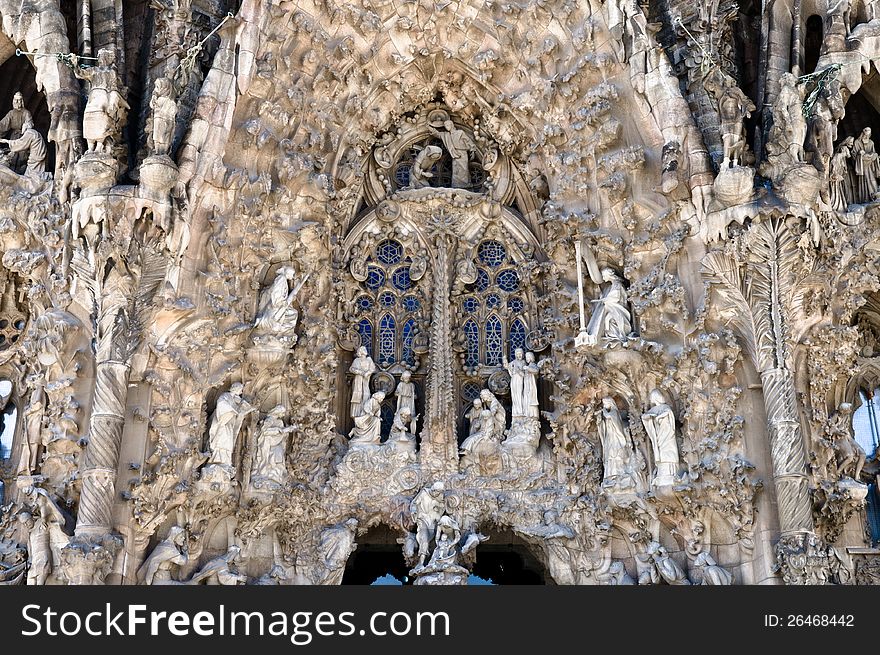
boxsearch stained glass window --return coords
[475,268,490,291]
[356,295,373,311]
[497,269,520,292]
[357,319,373,355]
[464,319,480,368]
[486,293,501,309]
[403,295,421,312]
[366,266,385,290]
[402,318,417,367]
[379,314,396,367]
[507,296,524,314]
[509,319,527,359]
[478,240,507,268]
[463,296,480,313]
[376,240,403,265]
[379,291,396,307]
[394,163,411,188]
[461,380,483,402]
[486,315,503,366]
[391,266,412,291]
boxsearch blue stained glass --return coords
[478,240,507,267]
[509,319,527,359]
[366,266,385,290]
[356,295,373,311]
[380,397,396,439]
[462,381,482,401]
[507,296,524,314]
[486,294,501,309]
[403,295,421,312]
[496,268,520,292]
[475,268,490,291]
[379,291,396,307]
[464,319,480,368]
[402,318,416,366]
[376,240,403,265]
[379,314,396,367]
[392,266,412,291]
[463,296,480,313]
[395,163,411,188]
[485,315,503,366]
[357,319,373,355]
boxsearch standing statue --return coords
[410,482,446,567]
[503,348,529,418]
[18,376,46,475]
[523,352,540,419]
[583,268,632,346]
[251,405,295,484]
[137,526,188,585]
[0,116,46,177]
[708,71,755,168]
[348,390,386,446]
[430,119,476,187]
[597,397,635,489]
[395,370,417,434]
[253,266,308,342]
[461,397,483,447]
[71,49,131,153]
[409,145,442,189]
[776,73,808,163]
[23,513,50,586]
[316,518,358,585]
[829,402,866,480]
[851,127,880,204]
[829,137,854,211]
[0,92,33,170]
[349,346,377,418]
[641,389,680,487]
[205,383,256,471]
[149,76,178,156]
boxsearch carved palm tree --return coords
[703,218,814,538]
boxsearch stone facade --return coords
[0,0,878,586]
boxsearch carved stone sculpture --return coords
[430,119,475,187]
[204,383,256,477]
[395,370,417,435]
[251,405,295,485]
[149,76,178,157]
[598,397,638,492]
[137,526,188,585]
[852,128,880,204]
[641,389,680,487]
[410,482,446,567]
[187,545,247,585]
[409,145,442,189]
[582,268,632,347]
[829,137,854,211]
[0,116,47,178]
[348,391,386,446]
[693,551,733,585]
[349,347,377,419]
[71,49,131,153]
[253,266,307,346]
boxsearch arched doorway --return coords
[341,524,410,585]
[470,530,548,585]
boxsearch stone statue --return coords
[388,407,416,451]
[523,351,540,419]
[829,137,854,211]
[0,116,46,178]
[709,71,755,168]
[254,266,308,343]
[693,551,733,585]
[597,397,635,490]
[23,512,50,586]
[410,482,446,567]
[395,370,417,434]
[149,76,178,156]
[460,390,505,474]
[187,545,247,585]
[409,145,442,189]
[137,526,188,585]
[639,541,690,585]
[430,119,476,187]
[71,49,131,153]
[0,92,33,170]
[772,73,807,164]
[641,389,680,487]
[348,390,385,446]
[583,268,632,346]
[852,128,880,204]
[830,403,866,480]
[349,346,377,418]
[18,376,46,475]
[503,347,529,418]
[251,405,295,484]
[462,397,483,445]
[205,382,256,472]
[317,518,358,585]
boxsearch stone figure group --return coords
[253,266,308,346]
[828,128,880,209]
[347,351,419,450]
[460,389,506,474]
[503,348,539,419]
[580,268,632,347]
[0,91,47,180]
